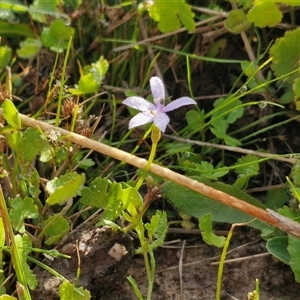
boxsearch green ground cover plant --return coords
[0,0,300,299]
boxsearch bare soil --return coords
[32,226,300,300]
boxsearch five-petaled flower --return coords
[122,76,196,133]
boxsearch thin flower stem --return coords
[135,126,160,190]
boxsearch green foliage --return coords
[225,10,252,34]
[287,235,300,282]
[194,161,228,180]
[80,177,122,211]
[268,28,300,107]
[41,19,74,52]
[17,38,42,59]
[2,0,300,296]
[210,97,244,146]
[149,0,195,33]
[29,0,62,23]
[0,20,35,37]
[127,276,144,300]
[80,178,135,226]
[163,176,270,231]
[0,45,12,70]
[2,99,21,130]
[186,109,205,131]
[121,186,144,227]
[9,196,39,233]
[22,128,48,161]
[80,177,112,208]
[44,215,70,245]
[14,234,38,290]
[46,172,85,205]
[59,281,91,300]
[266,236,289,264]
[144,211,168,251]
[270,28,300,84]
[247,1,282,28]
[164,141,193,155]
[0,218,6,295]
[199,214,225,248]
[0,295,17,300]
[234,155,259,189]
[83,56,109,85]
[69,56,109,95]
[264,188,288,209]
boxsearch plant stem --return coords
[0,186,32,300]
[135,125,160,190]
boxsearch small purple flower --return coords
[123,76,196,132]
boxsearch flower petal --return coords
[163,97,196,112]
[153,113,170,133]
[123,96,156,111]
[128,112,154,129]
[150,76,165,100]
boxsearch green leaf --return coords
[270,28,300,84]
[0,20,35,37]
[293,78,300,110]
[136,211,168,254]
[266,236,289,265]
[121,186,143,218]
[80,177,113,208]
[6,131,22,152]
[288,235,300,282]
[210,118,241,147]
[127,276,144,300]
[264,188,288,209]
[186,109,205,132]
[195,161,228,180]
[41,19,74,52]
[81,178,124,225]
[278,90,294,105]
[0,218,6,295]
[29,0,61,23]
[69,73,98,95]
[163,176,271,231]
[234,155,259,189]
[14,234,38,290]
[164,141,192,155]
[291,161,300,185]
[240,61,265,91]
[148,211,168,251]
[0,295,17,300]
[277,0,300,6]
[17,38,41,59]
[212,97,244,125]
[22,128,47,161]
[149,0,195,33]
[98,182,124,224]
[83,56,109,85]
[225,10,252,34]
[44,215,70,245]
[78,158,95,169]
[277,205,299,219]
[0,45,12,70]
[199,214,225,248]
[9,196,39,233]
[59,281,91,300]
[247,1,282,28]
[46,172,85,205]
[3,99,21,129]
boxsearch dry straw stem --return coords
[2,108,300,238]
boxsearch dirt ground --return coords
[31,226,300,300]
